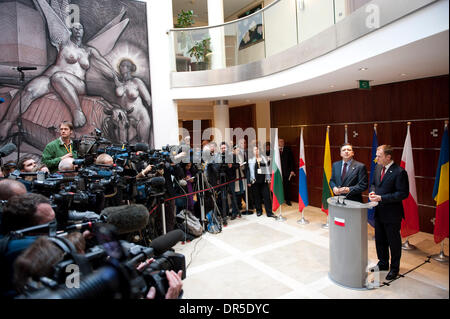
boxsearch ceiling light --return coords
[330,85,335,88]
[400,73,407,76]
[282,93,287,96]
[359,67,368,71]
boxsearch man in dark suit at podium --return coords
[278,138,295,205]
[329,143,368,203]
[369,145,409,281]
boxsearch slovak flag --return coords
[298,128,309,212]
[400,124,420,238]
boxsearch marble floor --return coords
[173,203,449,299]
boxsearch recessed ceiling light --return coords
[282,93,287,96]
[359,67,368,71]
[400,73,407,76]
[330,85,335,88]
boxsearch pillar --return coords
[213,100,230,144]
[207,0,226,69]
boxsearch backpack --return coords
[176,209,203,237]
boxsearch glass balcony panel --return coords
[170,0,438,75]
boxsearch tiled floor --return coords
[173,203,449,299]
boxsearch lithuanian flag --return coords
[432,124,449,244]
[271,129,285,212]
[321,126,333,214]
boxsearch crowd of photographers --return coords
[0,121,283,299]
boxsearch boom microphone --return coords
[150,229,184,255]
[100,204,149,234]
[0,143,17,157]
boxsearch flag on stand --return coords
[400,124,420,238]
[298,128,309,212]
[321,126,333,214]
[367,125,378,227]
[432,124,449,244]
[270,129,285,212]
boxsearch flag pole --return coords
[297,210,309,225]
[322,125,330,229]
[431,241,449,262]
[401,237,416,250]
[402,122,417,250]
[276,205,286,222]
[297,127,309,225]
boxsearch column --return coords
[213,100,230,144]
[207,0,226,69]
[146,0,179,148]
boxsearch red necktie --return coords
[342,162,348,180]
[380,166,386,181]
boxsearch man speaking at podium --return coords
[329,143,368,203]
[369,145,409,281]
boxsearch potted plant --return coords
[188,37,212,71]
[174,10,195,71]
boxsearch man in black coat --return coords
[369,145,409,281]
[278,138,295,205]
[329,143,368,203]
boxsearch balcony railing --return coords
[169,0,438,83]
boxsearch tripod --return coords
[194,164,223,233]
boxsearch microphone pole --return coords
[342,187,356,205]
[13,66,37,164]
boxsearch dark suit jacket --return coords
[329,160,368,203]
[279,146,295,178]
[371,162,409,224]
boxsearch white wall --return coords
[297,0,335,43]
[264,0,298,56]
[146,0,180,147]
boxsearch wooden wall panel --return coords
[271,75,449,234]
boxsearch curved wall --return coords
[170,0,448,100]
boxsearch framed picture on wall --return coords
[238,3,264,50]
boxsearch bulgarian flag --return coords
[432,124,449,244]
[321,126,333,214]
[271,129,285,211]
[298,128,309,212]
[400,123,420,238]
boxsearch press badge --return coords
[257,168,262,174]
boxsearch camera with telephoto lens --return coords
[16,224,186,299]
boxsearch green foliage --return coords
[187,37,212,63]
[175,10,194,28]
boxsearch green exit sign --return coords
[358,80,371,90]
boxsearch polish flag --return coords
[334,217,345,227]
[400,124,420,238]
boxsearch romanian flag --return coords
[271,129,285,211]
[298,128,309,212]
[400,124,420,238]
[321,126,333,214]
[432,124,449,244]
[368,125,378,227]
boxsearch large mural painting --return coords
[0,0,153,163]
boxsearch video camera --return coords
[16,224,186,299]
